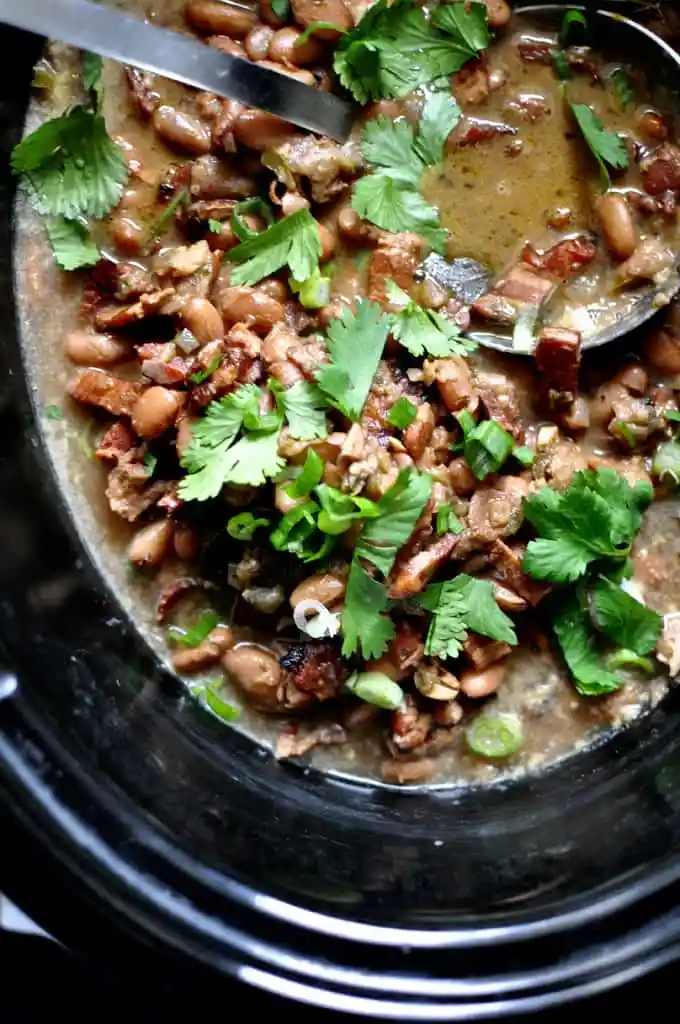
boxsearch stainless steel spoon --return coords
[0,0,356,140]
[425,5,680,354]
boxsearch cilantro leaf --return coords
[334,0,488,103]
[388,397,418,430]
[45,217,100,271]
[551,590,622,696]
[419,581,468,659]
[522,469,653,583]
[386,280,476,357]
[356,468,432,576]
[414,91,462,167]
[591,577,662,656]
[271,379,329,440]
[341,559,395,658]
[352,175,447,253]
[12,106,128,220]
[360,117,422,188]
[179,385,284,500]
[418,575,517,658]
[316,299,390,421]
[430,2,490,62]
[570,103,629,189]
[229,209,321,287]
[82,52,104,110]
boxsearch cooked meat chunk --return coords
[534,327,581,396]
[105,452,171,521]
[369,233,422,305]
[69,369,143,417]
[641,142,680,195]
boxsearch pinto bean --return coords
[153,106,212,155]
[186,0,256,37]
[268,26,324,66]
[449,457,476,496]
[66,330,132,367]
[132,387,184,439]
[275,481,306,514]
[256,60,316,85]
[245,23,275,60]
[645,326,680,375]
[318,222,337,262]
[172,642,222,673]
[595,192,637,261]
[479,0,511,28]
[614,364,648,394]
[207,34,246,56]
[129,520,174,568]
[590,381,630,427]
[217,285,285,333]
[337,205,382,244]
[290,573,346,609]
[173,525,199,561]
[222,644,282,711]
[403,403,435,460]
[109,214,146,256]
[270,360,305,386]
[459,662,506,699]
[181,297,224,343]
[232,109,297,151]
[381,759,436,784]
[190,155,259,199]
[637,110,668,141]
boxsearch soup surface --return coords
[14,0,680,786]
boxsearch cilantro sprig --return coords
[316,298,390,422]
[386,280,475,358]
[417,576,517,660]
[342,469,433,658]
[334,0,489,104]
[352,92,461,252]
[521,469,661,695]
[229,208,322,287]
[570,102,629,190]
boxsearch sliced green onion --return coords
[32,59,57,91]
[436,503,463,536]
[512,306,539,353]
[513,445,536,468]
[456,409,476,437]
[610,420,637,449]
[190,355,222,385]
[652,440,680,484]
[559,8,588,47]
[551,50,571,81]
[205,685,240,722]
[604,649,655,675]
[44,404,64,420]
[294,21,346,46]
[663,409,680,423]
[207,218,223,234]
[270,501,319,552]
[228,512,270,540]
[346,671,404,710]
[287,449,324,498]
[168,610,219,649]
[143,452,157,476]
[270,0,290,18]
[315,484,380,535]
[610,67,633,110]
[388,397,418,430]
[231,197,273,242]
[464,420,515,480]
[147,186,189,243]
[241,393,282,433]
[289,268,331,310]
[466,712,523,759]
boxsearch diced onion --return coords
[141,359,179,384]
[176,328,199,353]
[293,599,341,639]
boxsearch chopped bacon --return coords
[275,723,347,760]
[471,293,518,325]
[453,118,517,147]
[389,533,458,600]
[369,233,422,305]
[521,236,597,280]
[452,58,491,105]
[125,67,160,118]
[490,541,551,606]
[69,369,143,417]
[94,289,176,331]
[495,265,555,306]
[534,327,582,395]
[279,642,347,701]
[95,422,136,464]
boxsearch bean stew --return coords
[14,0,680,786]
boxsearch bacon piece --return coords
[490,541,551,606]
[495,265,555,306]
[453,118,516,147]
[279,642,347,701]
[471,293,518,325]
[94,289,177,331]
[389,534,458,600]
[521,237,597,280]
[368,233,422,305]
[125,67,160,117]
[534,327,581,395]
[95,422,136,464]
[69,369,143,417]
